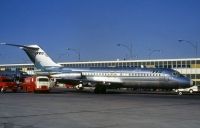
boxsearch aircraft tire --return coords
[189,89,193,94]
[94,85,106,94]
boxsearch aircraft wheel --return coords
[189,89,193,94]
[94,85,106,94]
[75,84,83,91]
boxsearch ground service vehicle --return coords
[22,76,50,93]
[0,76,17,92]
[174,85,200,95]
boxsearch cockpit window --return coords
[172,71,181,77]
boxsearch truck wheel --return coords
[178,91,183,95]
[189,89,193,94]
[26,87,29,93]
[12,89,17,93]
[1,87,5,93]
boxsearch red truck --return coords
[0,76,17,93]
[22,76,50,93]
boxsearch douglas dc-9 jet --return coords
[1,43,193,93]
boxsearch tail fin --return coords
[1,43,62,70]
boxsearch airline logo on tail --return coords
[0,43,62,70]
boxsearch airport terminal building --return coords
[0,58,200,86]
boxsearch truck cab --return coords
[0,76,17,92]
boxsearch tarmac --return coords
[0,90,200,128]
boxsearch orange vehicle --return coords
[0,76,17,93]
[22,76,50,93]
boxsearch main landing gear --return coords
[94,84,107,94]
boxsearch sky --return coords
[0,0,200,64]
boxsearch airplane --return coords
[0,43,193,93]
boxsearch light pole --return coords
[66,48,80,61]
[148,49,161,59]
[179,39,198,86]
[117,43,133,59]
[57,53,68,62]
[178,40,198,57]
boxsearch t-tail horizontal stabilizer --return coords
[0,42,62,70]
[0,43,39,50]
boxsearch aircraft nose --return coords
[178,77,192,88]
